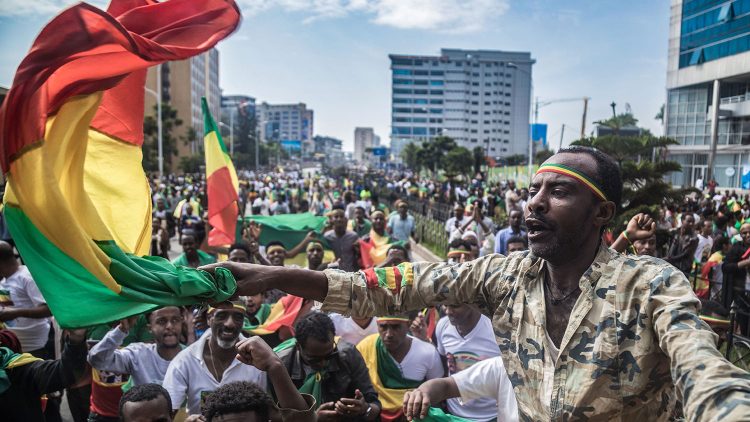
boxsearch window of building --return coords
[393,69,412,75]
[394,88,411,94]
[393,127,411,135]
[392,58,413,66]
[430,80,445,86]
[413,127,428,135]
[430,70,444,76]
[394,79,413,85]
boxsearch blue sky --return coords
[0,0,670,152]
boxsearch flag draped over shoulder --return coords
[202,97,239,246]
[0,0,241,328]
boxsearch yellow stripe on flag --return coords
[5,93,123,293]
[385,267,397,290]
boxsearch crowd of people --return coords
[2,147,750,422]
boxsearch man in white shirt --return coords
[163,301,266,415]
[403,356,519,422]
[329,313,378,346]
[694,219,714,263]
[435,304,515,421]
[445,203,470,237]
[88,306,184,386]
[0,241,51,354]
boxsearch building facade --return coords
[221,95,256,156]
[665,0,750,189]
[389,48,534,160]
[354,127,377,162]
[145,49,221,168]
[257,102,314,159]
[313,135,345,166]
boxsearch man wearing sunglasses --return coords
[274,312,381,421]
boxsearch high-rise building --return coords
[257,103,314,159]
[354,127,377,162]
[313,135,345,166]
[145,49,221,169]
[389,48,534,159]
[221,95,256,156]
[665,0,750,189]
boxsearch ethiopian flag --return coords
[202,98,239,246]
[0,0,241,328]
[245,295,307,336]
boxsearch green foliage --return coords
[593,112,639,133]
[505,154,527,166]
[571,134,683,228]
[178,154,203,174]
[142,103,185,172]
[534,148,554,164]
[472,146,485,174]
[443,147,474,178]
[417,136,457,174]
[401,142,421,172]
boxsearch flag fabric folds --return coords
[202,97,239,246]
[0,0,241,328]
[244,295,306,336]
[240,213,329,249]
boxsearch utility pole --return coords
[558,124,565,151]
[707,79,721,183]
[580,97,589,139]
[229,107,235,155]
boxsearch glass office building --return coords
[665,0,750,189]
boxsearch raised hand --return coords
[117,316,139,333]
[235,336,282,372]
[625,213,656,242]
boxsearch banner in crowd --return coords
[0,0,241,328]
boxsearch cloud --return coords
[0,0,509,33]
[237,0,510,32]
[0,0,108,17]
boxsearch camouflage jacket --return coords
[320,246,750,421]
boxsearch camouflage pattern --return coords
[321,246,750,421]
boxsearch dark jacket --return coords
[276,340,380,421]
[1,340,87,422]
[724,242,750,291]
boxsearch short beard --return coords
[216,336,238,349]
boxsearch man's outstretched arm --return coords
[201,253,510,319]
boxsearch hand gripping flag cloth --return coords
[202,98,239,246]
[0,0,241,328]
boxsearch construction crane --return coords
[533,97,591,139]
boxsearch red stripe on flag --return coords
[363,268,379,289]
[392,266,402,295]
[207,166,238,246]
[358,238,375,269]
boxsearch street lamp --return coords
[144,64,163,179]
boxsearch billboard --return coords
[280,140,302,151]
[371,147,388,156]
[530,123,548,147]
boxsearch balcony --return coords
[707,94,750,120]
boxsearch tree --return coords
[443,147,474,178]
[472,146,485,174]
[505,154,526,166]
[142,103,185,173]
[179,154,203,174]
[417,136,457,175]
[571,134,684,227]
[593,112,639,135]
[655,104,665,126]
[534,148,554,164]
[401,142,421,172]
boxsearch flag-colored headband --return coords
[536,163,608,202]
[378,316,410,322]
[208,303,246,313]
[266,245,286,255]
[306,241,323,252]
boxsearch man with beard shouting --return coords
[163,301,266,416]
[203,147,750,421]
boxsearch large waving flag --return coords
[202,98,239,246]
[0,0,241,328]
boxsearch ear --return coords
[594,200,616,230]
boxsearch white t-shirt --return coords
[163,333,266,415]
[88,326,172,386]
[452,357,519,422]
[694,234,713,263]
[391,336,443,381]
[3,266,50,351]
[329,313,378,346]
[436,315,504,421]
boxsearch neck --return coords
[352,317,372,329]
[334,227,345,236]
[309,261,321,270]
[546,238,600,293]
[387,337,412,362]
[374,227,385,236]
[157,343,181,361]
[456,312,482,337]
[208,336,237,363]
[511,225,520,232]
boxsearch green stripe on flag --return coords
[5,205,236,328]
